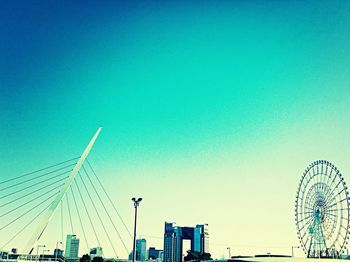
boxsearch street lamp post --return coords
[36,245,45,262]
[227,247,231,259]
[55,241,62,262]
[292,246,300,257]
[132,197,142,262]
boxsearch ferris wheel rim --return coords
[294,160,350,257]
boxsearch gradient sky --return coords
[1,0,350,259]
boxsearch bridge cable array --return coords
[0,157,131,258]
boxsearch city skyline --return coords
[2,0,350,259]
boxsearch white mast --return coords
[25,127,102,254]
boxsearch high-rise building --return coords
[65,234,80,258]
[164,223,175,262]
[163,222,209,262]
[194,224,209,253]
[136,239,147,261]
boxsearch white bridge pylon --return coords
[25,127,102,255]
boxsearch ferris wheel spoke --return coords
[326,197,347,213]
[303,207,314,213]
[325,213,350,228]
[324,180,343,205]
[325,188,343,208]
[338,214,344,223]
[325,196,337,209]
[340,216,349,222]
[301,222,312,240]
[312,167,319,187]
[328,197,349,209]
[306,189,319,207]
[325,166,333,184]
[325,211,338,218]
[323,164,329,179]
[340,224,348,233]
[304,234,311,249]
[296,215,314,226]
[304,206,314,211]
[321,162,325,178]
[301,220,316,239]
[324,218,338,229]
[306,174,316,188]
[324,174,333,197]
[326,214,337,222]
[325,189,339,207]
[327,208,350,212]
[338,233,346,246]
[320,175,327,192]
[321,181,327,196]
[335,239,343,250]
[324,171,339,199]
[337,186,347,196]
[299,217,315,233]
[296,211,314,215]
[296,212,314,223]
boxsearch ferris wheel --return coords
[295,160,350,258]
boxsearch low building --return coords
[90,247,103,258]
[136,239,147,261]
[148,247,163,261]
[54,249,64,257]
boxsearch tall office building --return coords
[164,222,209,262]
[136,239,147,261]
[194,224,209,253]
[65,234,80,258]
[164,223,176,262]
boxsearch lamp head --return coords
[138,198,142,202]
[132,197,136,201]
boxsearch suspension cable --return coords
[0,164,75,192]
[74,175,101,247]
[0,170,70,200]
[0,202,51,250]
[87,159,132,238]
[79,169,118,258]
[0,179,65,208]
[83,164,129,255]
[70,186,89,252]
[0,191,58,231]
[0,157,79,185]
[0,183,63,218]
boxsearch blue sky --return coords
[1,0,350,258]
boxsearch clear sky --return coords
[1,0,350,259]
